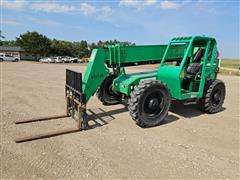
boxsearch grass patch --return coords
[220,59,240,70]
[219,68,240,76]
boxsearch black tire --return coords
[128,80,171,128]
[200,79,226,113]
[96,74,121,105]
[0,58,3,62]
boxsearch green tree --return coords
[16,31,51,60]
[88,40,135,52]
[79,40,89,58]
[89,42,98,50]
[1,40,17,46]
[50,39,73,56]
[70,40,90,58]
[14,31,135,59]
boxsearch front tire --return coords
[128,80,171,128]
[96,74,121,105]
[200,79,226,113]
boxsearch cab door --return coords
[180,39,212,99]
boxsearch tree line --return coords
[1,31,134,60]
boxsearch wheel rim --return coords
[102,76,120,102]
[107,84,115,96]
[211,88,222,107]
[142,91,164,118]
[104,81,117,99]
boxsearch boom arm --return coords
[82,48,110,102]
[82,44,185,103]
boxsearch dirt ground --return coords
[1,61,239,179]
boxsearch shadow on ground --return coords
[86,106,129,129]
[86,100,226,129]
[170,100,226,118]
[170,100,204,118]
[14,102,226,143]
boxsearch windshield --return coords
[163,42,189,66]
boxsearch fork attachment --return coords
[65,69,87,129]
[14,69,87,143]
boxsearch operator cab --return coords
[181,47,206,91]
[181,39,216,93]
[158,36,218,99]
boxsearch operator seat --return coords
[186,48,205,81]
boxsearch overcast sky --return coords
[1,0,239,58]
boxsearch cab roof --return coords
[171,36,216,43]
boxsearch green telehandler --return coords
[15,36,226,143]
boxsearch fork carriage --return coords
[65,69,87,129]
[14,69,88,143]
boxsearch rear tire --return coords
[128,80,171,128]
[200,79,226,113]
[96,74,121,105]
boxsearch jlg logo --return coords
[91,74,104,79]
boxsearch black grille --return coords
[66,69,82,92]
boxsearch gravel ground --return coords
[1,61,239,179]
